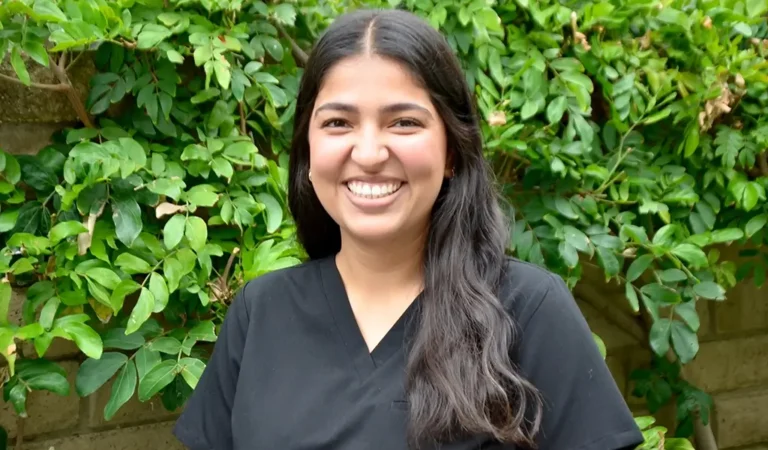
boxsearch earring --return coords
[308,170,312,182]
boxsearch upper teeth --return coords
[347,181,402,198]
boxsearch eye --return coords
[392,118,423,128]
[321,118,350,128]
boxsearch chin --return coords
[342,221,403,244]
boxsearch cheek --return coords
[308,132,349,180]
[391,133,447,180]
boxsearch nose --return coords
[350,126,388,169]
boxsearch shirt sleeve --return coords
[173,284,251,450]
[516,273,644,450]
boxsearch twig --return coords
[239,102,247,135]
[759,151,768,176]
[15,415,24,449]
[272,21,309,65]
[0,72,70,91]
[50,52,94,128]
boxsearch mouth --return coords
[345,180,404,199]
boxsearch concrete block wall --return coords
[2,66,767,449]
[576,263,768,449]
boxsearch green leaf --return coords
[261,36,283,61]
[520,100,538,120]
[641,283,681,304]
[10,46,30,86]
[49,221,88,245]
[212,157,234,180]
[671,320,699,363]
[671,244,708,268]
[179,357,205,389]
[555,197,578,219]
[693,281,726,300]
[25,371,70,396]
[185,185,219,207]
[558,241,579,268]
[649,318,672,357]
[102,328,144,350]
[592,333,607,360]
[119,138,147,168]
[75,352,127,397]
[675,302,700,333]
[746,214,768,238]
[110,280,141,313]
[223,141,258,161]
[149,337,181,354]
[112,196,143,248]
[135,347,161,380]
[546,96,567,124]
[115,253,152,274]
[185,216,207,252]
[213,60,231,90]
[658,269,687,283]
[59,322,103,359]
[625,282,639,313]
[273,3,296,25]
[33,0,67,21]
[23,40,49,67]
[627,255,653,282]
[126,288,155,335]
[138,359,177,401]
[256,193,283,233]
[104,360,137,421]
[747,0,768,17]
[0,282,11,326]
[163,214,186,250]
[137,24,172,49]
[0,209,20,233]
[188,320,217,342]
[148,273,169,313]
[709,228,744,244]
[596,246,620,277]
[87,268,122,290]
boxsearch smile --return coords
[346,181,403,199]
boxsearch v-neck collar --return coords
[317,256,421,379]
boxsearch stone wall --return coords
[577,259,768,449]
[2,69,767,450]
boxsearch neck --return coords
[335,230,427,298]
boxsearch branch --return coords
[273,21,309,65]
[239,101,247,135]
[0,72,70,91]
[50,52,94,128]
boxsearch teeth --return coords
[347,181,402,199]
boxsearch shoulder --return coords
[497,256,573,331]
[234,256,327,315]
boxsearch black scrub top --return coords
[173,256,644,450]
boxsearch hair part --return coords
[287,8,543,448]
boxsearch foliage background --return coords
[2,0,768,448]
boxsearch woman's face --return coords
[308,55,451,246]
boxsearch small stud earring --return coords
[308,170,312,182]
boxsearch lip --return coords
[342,175,405,183]
[342,182,405,211]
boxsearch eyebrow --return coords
[313,102,433,118]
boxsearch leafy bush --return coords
[2,0,767,447]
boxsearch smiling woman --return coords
[172,8,644,450]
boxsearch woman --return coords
[173,8,644,450]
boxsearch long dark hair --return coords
[287,8,543,448]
